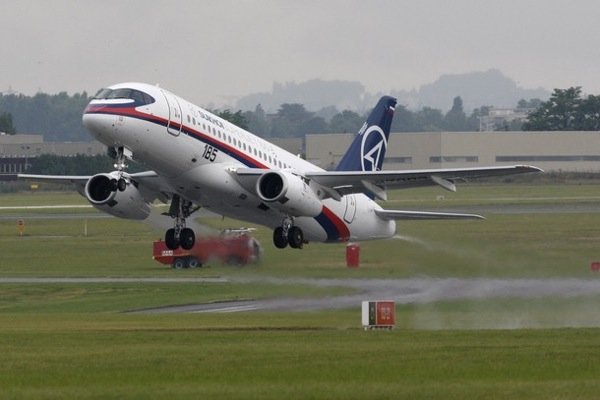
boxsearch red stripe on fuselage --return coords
[321,205,350,241]
[85,104,268,169]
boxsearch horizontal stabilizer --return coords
[375,209,484,220]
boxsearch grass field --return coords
[1,184,600,398]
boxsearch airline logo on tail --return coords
[359,123,388,171]
[336,96,397,172]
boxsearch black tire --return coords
[108,178,118,192]
[288,227,303,249]
[165,228,179,250]
[180,228,195,250]
[117,178,127,192]
[273,227,288,249]
[187,257,200,268]
[173,258,186,269]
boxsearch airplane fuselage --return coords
[83,83,396,244]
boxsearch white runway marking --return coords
[0,205,92,210]
[193,305,259,313]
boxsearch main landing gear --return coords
[164,194,199,251]
[273,217,304,249]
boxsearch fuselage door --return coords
[343,194,356,224]
[162,90,182,136]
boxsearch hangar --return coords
[2,131,600,174]
[306,131,600,172]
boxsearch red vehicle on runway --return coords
[153,231,261,269]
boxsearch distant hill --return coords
[392,69,550,111]
[236,69,550,112]
[236,79,370,112]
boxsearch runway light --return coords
[591,262,600,272]
[16,219,25,236]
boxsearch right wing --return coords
[234,164,542,201]
[305,165,542,200]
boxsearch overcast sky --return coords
[1,0,599,106]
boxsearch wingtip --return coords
[516,165,544,173]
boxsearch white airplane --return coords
[19,82,541,250]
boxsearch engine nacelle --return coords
[256,171,322,217]
[84,172,151,220]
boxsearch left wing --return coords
[18,171,171,202]
[234,165,542,201]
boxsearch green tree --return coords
[466,106,491,131]
[390,105,417,132]
[214,109,248,130]
[270,103,315,137]
[415,107,444,131]
[522,87,582,130]
[577,94,600,130]
[443,96,467,131]
[517,98,543,110]
[0,112,16,134]
[328,110,363,133]
[0,91,91,141]
[243,104,269,137]
[28,154,113,175]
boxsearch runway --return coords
[5,276,600,329]
[125,276,600,314]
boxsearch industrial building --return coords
[306,131,600,172]
[2,131,600,174]
[0,134,105,173]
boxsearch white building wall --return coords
[306,132,600,172]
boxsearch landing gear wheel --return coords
[180,228,195,250]
[117,178,127,192]
[165,228,179,250]
[288,226,304,249]
[109,179,118,192]
[273,227,288,249]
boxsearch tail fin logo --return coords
[360,125,388,171]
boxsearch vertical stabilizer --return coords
[336,96,397,172]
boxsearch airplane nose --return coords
[82,107,117,144]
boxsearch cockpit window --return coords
[93,88,155,105]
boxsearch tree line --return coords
[0,92,90,140]
[1,87,599,142]
[522,87,600,131]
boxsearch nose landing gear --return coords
[108,146,131,192]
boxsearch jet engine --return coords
[256,171,322,217]
[84,172,151,220]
